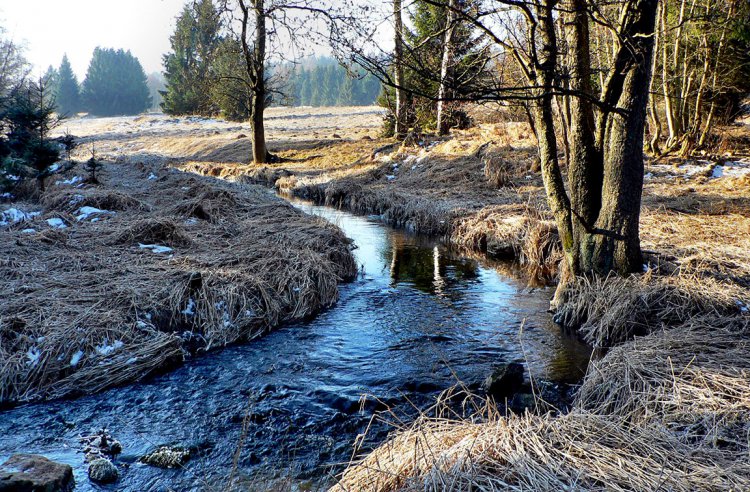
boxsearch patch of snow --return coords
[711,166,724,178]
[0,192,13,199]
[56,176,82,186]
[1,207,30,226]
[644,172,654,180]
[138,243,173,254]
[47,217,67,229]
[95,340,124,356]
[26,347,41,366]
[126,357,138,365]
[70,350,84,367]
[48,162,61,172]
[184,218,199,226]
[76,206,114,221]
[386,174,396,181]
[21,228,36,233]
[182,298,196,316]
[148,173,158,180]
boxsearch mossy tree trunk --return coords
[526,0,659,283]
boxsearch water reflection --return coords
[386,234,479,296]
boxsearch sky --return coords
[0,0,186,80]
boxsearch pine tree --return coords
[81,48,151,116]
[56,54,81,116]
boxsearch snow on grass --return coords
[1,208,41,227]
[21,228,36,234]
[148,173,158,180]
[76,206,115,221]
[56,176,82,186]
[712,166,724,178]
[70,350,84,367]
[95,340,124,356]
[181,298,196,316]
[47,217,67,229]
[26,347,41,366]
[138,243,173,254]
[69,194,85,206]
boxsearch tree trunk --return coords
[393,0,407,138]
[436,0,458,136]
[251,0,268,164]
[564,0,601,275]
[581,0,658,274]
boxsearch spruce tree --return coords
[161,0,221,115]
[81,48,151,116]
[56,54,81,116]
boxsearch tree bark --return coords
[393,0,407,137]
[582,0,658,274]
[437,0,458,136]
[251,0,268,164]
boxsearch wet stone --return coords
[0,454,74,492]
[88,458,118,484]
[482,362,525,400]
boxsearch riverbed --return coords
[0,196,590,491]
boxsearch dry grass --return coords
[333,404,750,491]
[578,316,750,454]
[554,271,746,348]
[0,164,356,404]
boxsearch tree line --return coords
[45,49,151,117]
[286,60,381,107]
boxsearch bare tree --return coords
[436,0,459,135]
[393,0,407,137]
[218,0,339,163]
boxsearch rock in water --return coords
[88,458,118,484]
[482,362,525,400]
[139,446,191,468]
[0,454,74,492]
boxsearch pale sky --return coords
[0,0,186,80]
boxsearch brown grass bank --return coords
[0,159,356,404]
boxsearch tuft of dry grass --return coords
[578,316,750,454]
[554,271,745,348]
[42,188,147,213]
[333,405,750,492]
[110,217,193,246]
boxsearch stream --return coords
[0,197,591,491]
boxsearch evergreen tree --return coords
[210,37,251,121]
[161,0,221,115]
[337,75,354,106]
[0,77,62,191]
[81,48,151,116]
[55,54,81,116]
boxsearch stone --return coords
[0,454,74,492]
[88,458,118,484]
[139,446,191,468]
[482,362,525,400]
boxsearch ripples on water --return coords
[0,199,591,491]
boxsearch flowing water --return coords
[0,198,591,491]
